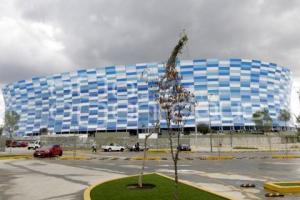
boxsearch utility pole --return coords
[194,103,198,148]
[208,94,214,153]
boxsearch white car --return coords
[101,143,125,152]
[28,140,41,150]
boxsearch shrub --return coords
[196,123,210,135]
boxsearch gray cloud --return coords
[0,0,300,84]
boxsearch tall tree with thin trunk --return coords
[252,108,272,133]
[138,120,159,188]
[296,115,300,127]
[296,115,300,134]
[158,33,195,200]
[278,109,291,131]
[4,111,20,152]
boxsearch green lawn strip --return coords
[90,174,227,200]
[276,183,300,187]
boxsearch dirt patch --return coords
[127,183,156,189]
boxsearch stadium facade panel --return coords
[2,58,291,135]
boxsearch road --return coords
[1,155,300,200]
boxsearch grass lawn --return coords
[90,174,228,200]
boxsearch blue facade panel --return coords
[2,58,292,135]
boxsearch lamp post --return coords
[194,102,198,148]
[208,94,215,153]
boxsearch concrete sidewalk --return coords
[0,159,125,200]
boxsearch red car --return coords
[6,140,28,147]
[16,141,28,147]
[33,145,63,158]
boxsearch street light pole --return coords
[195,104,198,147]
[208,94,213,153]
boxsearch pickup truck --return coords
[101,143,125,152]
[28,140,41,150]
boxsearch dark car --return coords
[33,145,63,158]
[16,141,28,147]
[6,140,17,147]
[128,144,149,152]
[177,144,191,151]
[6,140,28,147]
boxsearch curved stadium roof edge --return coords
[3,58,290,86]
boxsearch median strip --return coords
[264,181,300,193]
[271,155,300,159]
[199,156,234,160]
[131,157,161,161]
[59,156,91,160]
[0,154,33,160]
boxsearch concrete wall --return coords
[40,135,91,149]
[95,133,298,149]
[39,133,300,150]
[94,132,190,149]
[95,132,132,148]
[190,135,283,148]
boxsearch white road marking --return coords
[158,164,192,167]
[121,165,148,169]
[156,169,264,181]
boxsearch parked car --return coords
[16,141,28,147]
[33,145,63,157]
[6,140,28,147]
[101,143,125,152]
[128,144,149,152]
[28,140,41,150]
[177,144,191,151]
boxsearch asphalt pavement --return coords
[1,155,300,200]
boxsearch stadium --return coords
[2,58,291,135]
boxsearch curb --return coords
[83,174,128,200]
[94,155,300,161]
[199,156,234,160]
[131,157,161,161]
[271,155,300,159]
[156,173,235,200]
[264,181,300,193]
[59,156,91,160]
[0,155,33,160]
[83,173,234,200]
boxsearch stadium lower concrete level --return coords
[2,58,291,135]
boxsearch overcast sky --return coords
[0,0,300,124]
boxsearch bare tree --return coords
[138,120,160,188]
[158,33,195,200]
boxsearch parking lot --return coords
[1,148,300,200]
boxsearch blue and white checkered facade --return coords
[2,58,291,135]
